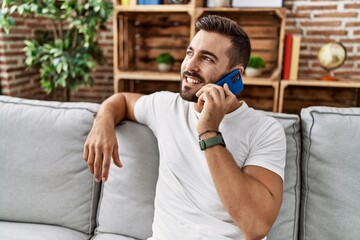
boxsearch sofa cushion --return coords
[95,121,159,239]
[0,221,90,240]
[0,96,101,235]
[92,233,137,240]
[264,112,301,240]
[300,106,360,239]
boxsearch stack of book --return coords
[282,34,302,80]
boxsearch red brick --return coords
[7,28,32,35]
[314,12,358,18]
[296,5,338,11]
[300,21,342,27]
[342,38,360,44]
[344,3,360,9]
[0,60,18,65]
[287,13,311,19]
[346,22,360,27]
[285,20,296,27]
[9,43,25,49]
[307,30,348,36]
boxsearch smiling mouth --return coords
[185,77,202,84]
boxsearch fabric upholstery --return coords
[92,233,137,240]
[265,112,301,240]
[0,96,101,234]
[95,121,159,239]
[0,221,90,240]
[300,107,360,239]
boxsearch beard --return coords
[180,85,199,102]
[179,70,206,102]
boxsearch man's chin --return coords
[180,87,198,102]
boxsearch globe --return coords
[317,42,346,80]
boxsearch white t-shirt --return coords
[134,91,286,240]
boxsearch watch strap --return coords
[199,134,226,151]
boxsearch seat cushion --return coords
[91,233,137,240]
[300,106,360,239]
[264,112,301,240]
[0,96,101,235]
[0,221,90,240]
[95,121,159,239]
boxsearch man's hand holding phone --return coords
[195,83,237,134]
[196,69,243,134]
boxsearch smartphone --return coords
[215,69,244,95]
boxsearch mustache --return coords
[182,70,205,82]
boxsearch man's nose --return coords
[184,57,200,72]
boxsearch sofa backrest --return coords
[94,110,302,239]
[265,112,301,240]
[0,96,101,235]
[300,106,360,239]
[95,121,159,239]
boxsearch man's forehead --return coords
[189,31,232,54]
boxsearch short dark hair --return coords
[195,15,251,69]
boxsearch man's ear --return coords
[238,66,245,75]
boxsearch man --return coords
[84,15,286,240]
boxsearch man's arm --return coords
[83,92,143,182]
[196,84,284,239]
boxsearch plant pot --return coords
[157,63,172,72]
[245,67,262,77]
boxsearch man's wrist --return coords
[94,114,116,127]
[198,131,226,151]
[198,130,220,140]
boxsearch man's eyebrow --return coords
[201,50,218,61]
[186,46,219,62]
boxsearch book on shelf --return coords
[282,34,301,81]
[289,35,301,81]
[121,0,137,5]
[138,0,161,4]
[282,34,293,80]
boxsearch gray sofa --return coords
[0,95,359,240]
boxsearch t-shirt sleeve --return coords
[134,91,175,135]
[245,118,286,180]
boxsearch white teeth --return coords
[186,77,200,84]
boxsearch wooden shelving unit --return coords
[278,79,360,113]
[113,0,286,112]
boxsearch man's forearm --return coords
[204,146,282,239]
[95,93,128,126]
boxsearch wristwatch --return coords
[199,133,226,151]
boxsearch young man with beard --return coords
[83,15,286,240]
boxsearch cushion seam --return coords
[0,99,97,114]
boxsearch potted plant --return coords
[0,0,112,101]
[245,55,266,77]
[156,52,174,72]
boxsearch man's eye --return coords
[203,56,213,62]
[186,51,193,57]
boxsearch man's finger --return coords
[113,145,123,168]
[101,150,111,182]
[83,143,89,161]
[87,147,95,174]
[93,149,103,182]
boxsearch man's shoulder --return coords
[144,91,179,101]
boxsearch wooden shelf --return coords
[113,2,286,112]
[278,79,360,112]
[114,4,193,12]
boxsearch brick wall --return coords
[284,0,360,80]
[0,14,114,102]
[1,0,359,102]
[0,16,48,99]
